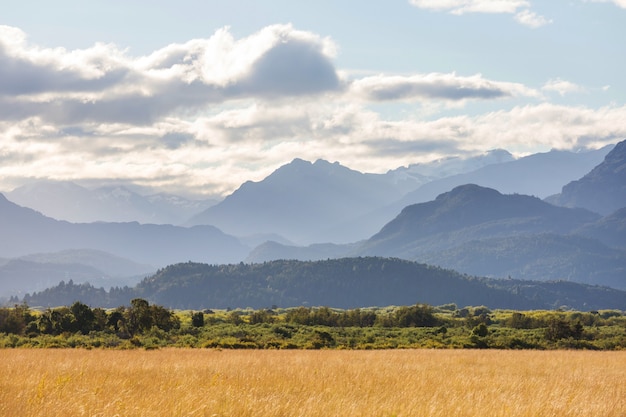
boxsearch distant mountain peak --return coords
[289,157,311,165]
[187,157,408,243]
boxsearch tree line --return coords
[0,299,178,338]
[1,300,624,350]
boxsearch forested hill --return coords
[23,257,626,311]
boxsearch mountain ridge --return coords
[0,193,249,273]
[546,139,626,215]
[361,184,600,257]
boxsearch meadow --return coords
[1,349,625,417]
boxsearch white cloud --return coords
[0,24,622,198]
[350,73,539,102]
[409,0,552,27]
[514,9,553,28]
[542,78,585,96]
[4,101,623,197]
[0,24,341,125]
[409,0,529,14]
[586,0,626,9]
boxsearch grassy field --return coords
[1,349,625,417]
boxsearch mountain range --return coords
[247,141,626,290]
[188,146,610,244]
[2,141,625,307]
[247,184,626,290]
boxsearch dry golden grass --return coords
[1,349,624,417]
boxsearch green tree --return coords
[150,304,179,332]
[127,298,153,335]
[506,312,532,329]
[394,304,438,327]
[249,309,274,324]
[472,323,489,337]
[545,318,584,341]
[70,301,96,334]
[227,310,243,325]
[285,307,312,325]
[0,304,34,335]
[191,311,205,327]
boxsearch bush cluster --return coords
[1,301,624,350]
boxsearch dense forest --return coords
[1,300,624,350]
[18,257,626,311]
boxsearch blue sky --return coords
[1,0,625,197]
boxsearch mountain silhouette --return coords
[359,184,600,258]
[0,193,248,270]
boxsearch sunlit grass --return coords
[1,349,624,417]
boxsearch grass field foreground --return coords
[1,349,625,417]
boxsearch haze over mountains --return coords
[0,249,151,298]
[1,142,626,307]
[0,193,248,271]
[7,182,216,225]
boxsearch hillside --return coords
[420,234,626,289]
[575,207,626,249]
[547,139,626,215]
[359,184,600,258]
[19,249,153,277]
[21,257,626,311]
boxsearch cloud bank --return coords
[0,24,623,197]
[0,24,341,125]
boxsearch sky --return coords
[1,0,625,198]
